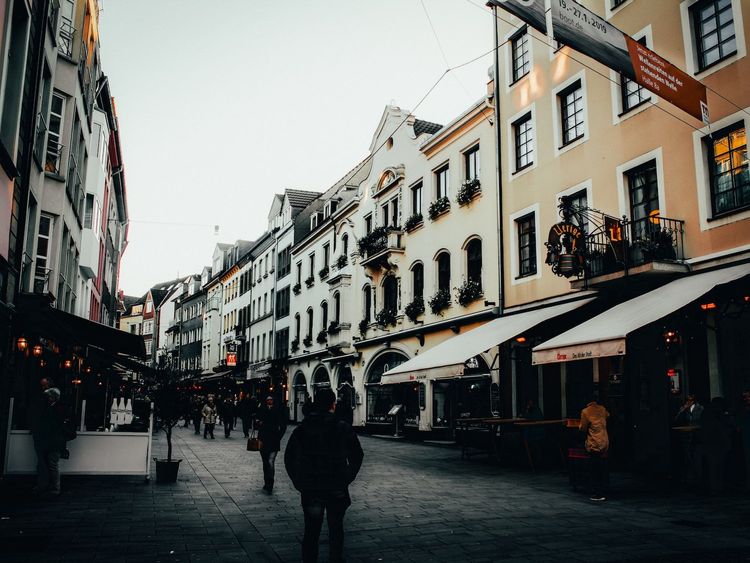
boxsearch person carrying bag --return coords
[247,428,262,451]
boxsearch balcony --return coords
[327,321,352,349]
[358,227,404,271]
[57,16,75,58]
[33,267,52,295]
[44,138,64,175]
[571,215,688,289]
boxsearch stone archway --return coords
[336,365,354,424]
[292,371,308,422]
[312,365,331,400]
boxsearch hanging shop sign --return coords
[226,352,237,367]
[545,221,585,278]
[491,0,709,123]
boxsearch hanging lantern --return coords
[16,336,28,352]
[32,345,43,357]
[63,359,73,369]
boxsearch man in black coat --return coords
[284,388,363,563]
[256,395,287,492]
[31,388,67,496]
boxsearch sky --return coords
[98,0,495,297]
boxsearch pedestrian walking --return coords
[220,396,235,438]
[579,394,609,502]
[238,395,253,438]
[256,395,287,493]
[190,398,202,435]
[202,396,217,439]
[31,388,67,497]
[284,388,363,563]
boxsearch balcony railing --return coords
[359,227,404,270]
[33,267,52,295]
[45,138,64,174]
[58,16,75,58]
[586,215,685,279]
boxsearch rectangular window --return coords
[627,160,660,222]
[296,262,302,285]
[411,181,423,215]
[278,246,291,278]
[565,189,589,233]
[381,203,389,227]
[435,165,449,199]
[691,0,737,71]
[517,214,537,278]
[309,253,315,278]
[276,287,290,319]
[274,328,289,360]
[34,214,54,293]
[559,80,584,146]
[707,122,748,215]
[390,198,398,227]
[45,93,65,173]
[323,244,330,268]
[620,37,650,113]
[364,214,372,234]
[513,113,534,171]
[511,27,531,82]
[464,145,480,180]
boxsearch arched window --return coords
[466,238,482,288]
[294,313,300,341]
[342,233,349,256]
[383,276,398,312]
[333,292,341,322]
[363,285,372,322]
[411,263,424,299]
[306,308,314,338]
[321,301,328,329]
[437,252,451,292]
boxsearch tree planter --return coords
[154,458,181,484]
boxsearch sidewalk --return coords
[1,425,750,562]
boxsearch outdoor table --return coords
[455,418,522,461]
[514,419,578,472]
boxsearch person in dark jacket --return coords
[237,395,252,438]
[220,397,235,438]
[284,388,363,563]
[31,388,66,496]
[257,395,287,492]
[190,398,202,435]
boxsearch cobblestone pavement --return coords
[2,424,750,562]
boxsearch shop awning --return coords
[381,298,595,384]
[199,370,233,382]
[248,362,272,380]
[532,263,750,365]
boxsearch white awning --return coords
[381,298,595,384]
[532,263,750,365]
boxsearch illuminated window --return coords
[707,122,748,215]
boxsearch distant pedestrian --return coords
[674,394,704,426]
[579,394,609,502]
[256,395,287,493]
[285,388,363,563]
[202,396,217,439]
[190,398,202,435]
[220,397,235,438]
[31,388,67,497]
[738,390,750,491]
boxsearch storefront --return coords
[311,365,331,400]
[532,263,750,474]
[364,351,408,433]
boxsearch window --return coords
[341,233,349,256]
[277,246,291,278]
[309,253,315,278]
[564,189,590,233]
[383,276,398,312]
[34,214,54,293]
[333,292,341,322]
[517,214,537,277]
[707,122,748,215]
[306,308,314,338]
[296,262,302,284]
[274,328,289,360]
[294,313,301,342]
[321,301,328,329]
[263,293,267,315]
[45,93,65,173]
[611,0,628,7]
[511,27,531,82]
[412,263,424,299]
[465,145,480,180]
[364,214,372,234]
[323,243,330,267]
[627,160,660,223]
[513,113,534,171]
[435,165,449,199]
[275,287,290,319]
[691,0,737,72]
[620,37,650,113]
[390,198,399,227]
[559,80,584,146]
[466,238,482,288]
[363,286,372,322]
[411,182,423,215]
[437,252,451,292]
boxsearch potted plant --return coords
[327,320,340,334]
[292,283,301,295]
[375,308,397,327]
[456,178,481,206]
[152,376,183,484]
[428,289,451,315]
[316,329,328,344]
[305,275,315,288]
[359,318,369,337]
[404,297,425,322]
[428,197,451,220]
[303,335,313,347]
[455,280,483,307]
[291,338,300,353]
[404,213,423,232]
[335,255,348,269]
[319,266,330,279]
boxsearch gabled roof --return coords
[413,119,443,136]
[285,189,322,209]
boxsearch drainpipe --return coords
[492,5,505,316]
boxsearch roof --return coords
[413,119,443,136]
[122,295,141,308]
[285,189,322,209]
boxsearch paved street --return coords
[1,425,750,563]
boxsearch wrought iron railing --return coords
[586,215,685,279]
[45,138,64,174]
[58,16,75,58]
[33,113,47,166]
[34,267,52,294]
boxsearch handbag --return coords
[62,420,77,442]
[246,429,262,452]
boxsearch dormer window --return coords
[323,200,339,218]
[310,211,323,230]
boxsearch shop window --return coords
[690,0,737,72]
[706,122,748,216]
[365,352,407,423]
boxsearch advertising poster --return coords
[487,0,547,34]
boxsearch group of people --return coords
[183,390,364,562]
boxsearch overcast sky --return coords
[98,0,495,297]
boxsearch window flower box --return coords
[375,308,397,327]
[428,197,451,220]
[455,280,483,307]
[290,339,300,353]
[404,213,423,232]
[404,297,425,322]
[428,289,451,315]
[358,318,369,336]
[292,283,301,295]
[319,266,329,280]
[303,336,313,347]
[457,178,481,206]
[327,320,340,335]
[305,276,315,288]
[316,330,328,344]
[335,255,348,269]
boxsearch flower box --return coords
[375,308,397,327]
[404,213,423,232]
[319,266,329,280]
[305,276,315,288]
[327,321,340,335]
[455,280,483,307]
[316,330,328,344]
[428,197,451,220]
[457,178,481,206]
[428,289,451,315]
[292,283,301,295]
[303,336,313,347]
[404,297,425,322]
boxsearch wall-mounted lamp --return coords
[484,301,496,307]
[32,345,43,357]
[16,336,28,352]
